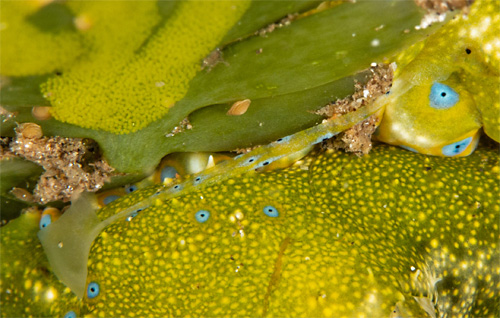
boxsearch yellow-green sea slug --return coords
[2,141,499,317]
[1,0,499,317]
[375,0,500,155]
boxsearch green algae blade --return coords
[181,0,432,106]
[0,76,51,108]
[0,158,44,221]
[220,0,321,44]
[2,0,445,174]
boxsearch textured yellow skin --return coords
[40,1,250,134]
[0,1,84,76]
[375,0,500,155]
[2,1,500,316]
[1,143,499,317]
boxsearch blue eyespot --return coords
[263,206,279,217]
[161,166,178,182]
[103,195,120,205]
[442,137,472,156]
[195,210,210,223]
[125,185,138,194]
[276,135,292,143]
[87,282,100,299]
[39,214,52,229]
[194,176,204,185]
[63,311,77,318]
[429,82,459,109]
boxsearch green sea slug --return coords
[2,142,499,317]
[1,0,499,316]
[374,0,500,156]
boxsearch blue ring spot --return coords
[442,137,472,156]
[125,185,138,194]
[263,206,279,217]
[161,166,178,182]
[87,282,100,299]
[276,135,291,143]
[39,214,52,229]
[194,176,204,185]
[429,82,459,109]
[63,311,77,318]
[103,195,120,205]
[195,210,210,223]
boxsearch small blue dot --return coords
[161,166,178,182]
[63,311,77,318]
[194,176,203,184]
[442,137,472,156]
[195,210,210,223]
[263,206,279,217]
[125,185,138,194]
[87,282,100,299]
[429,82,459,109]
[103,195,120,205]
[275,135,291,143]
[39,214,52,229]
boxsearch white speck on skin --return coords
[370,39,380,47]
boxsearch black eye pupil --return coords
[441,92,446,97]
[466,48,471,54]
[90,288,95,292]
[456,145,460,149]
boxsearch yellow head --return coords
[375,73,482,157]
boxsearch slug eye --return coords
[87,282,100,299]
[442,137,472,156]
[195,210,210,223]
[263,206,279,218]
[125,185,138,194]
[63,311,77,318]
[39,214,52,229]
[429,82,459,109]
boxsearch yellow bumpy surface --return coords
[375,0,500,156]
[0,1,84,76]
[1,143,499,317]
[40,1,249,134]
